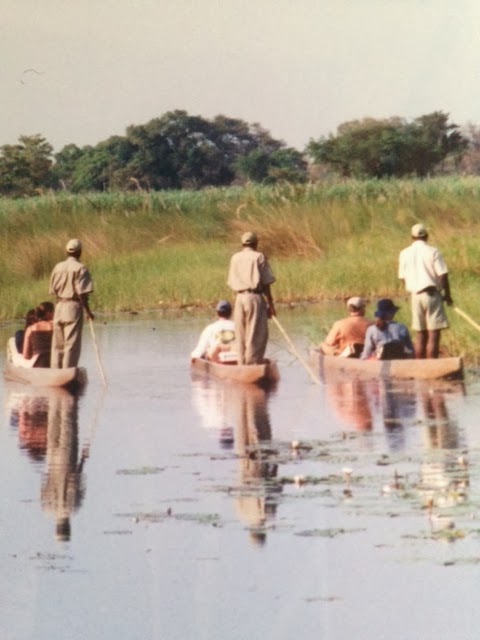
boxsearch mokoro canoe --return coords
[4,360,87,390]
[5,338,87,390]
[309,349,463,381]
[191,357,280,386]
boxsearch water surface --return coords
[1,309,480,640]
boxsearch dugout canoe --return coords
[4,360,87,390]
[4,338,87,390]
[309,349,463,381]
[191,357,280,386]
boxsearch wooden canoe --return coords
[5,338,87,390]
[4,360,88,390]
[309,348,463,381]
[191,357,280,386]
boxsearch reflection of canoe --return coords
[309,349,463,381]
[191,357,280,386]
[4,361,87,390]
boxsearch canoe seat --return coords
[377,341,409,360]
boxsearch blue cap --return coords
[374,298,399,319]
[216,300,232,314]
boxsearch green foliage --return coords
[307,112,468,178]
[236,147,308,183]
[0,134,54,196]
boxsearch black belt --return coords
[237,289,263,294]
[58,297,80,302]
[417,286,437,295]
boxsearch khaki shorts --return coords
[411,290,449,331]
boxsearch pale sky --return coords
[3,0,480,152]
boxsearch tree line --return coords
[0,109,478,197]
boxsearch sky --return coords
[2,0,480,152]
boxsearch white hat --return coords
[347,296,366,309]
[66,238,82,253]
[411,223,427,239]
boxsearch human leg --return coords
[51,321,65,368]
[245,295,268,364]
[234,297,247,365]
[62,313,84,368]
[426,329,441,359]
[415,330,428,359]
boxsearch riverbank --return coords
[2,177,480,359]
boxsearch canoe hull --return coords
[191,357,279,386]
[309,349,463,381]
[4,361,87,390]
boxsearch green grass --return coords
[2,177,480,360]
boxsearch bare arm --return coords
[439,274,453,306]
[263,285,275,318]
[80,294,94,320]
[22,327,33,359]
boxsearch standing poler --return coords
[227,231,276,365]
[398,223,453,359]
[49,239,95,368]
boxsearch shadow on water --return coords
[5,385,88,542]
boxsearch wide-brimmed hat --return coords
[374,298,399,319]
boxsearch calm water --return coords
[2,308,480,640]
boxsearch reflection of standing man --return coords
[233,385,279,546]
[40,391,88,541]
[49,239,94,368]
[398,223,452,359]
[227,232,276,364]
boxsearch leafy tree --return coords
[236,147,307,183]
[457,123,480,175]
[54,144,87,189]
[0,134,54,196]
[307,112,468,178]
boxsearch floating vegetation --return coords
[103,530,133,535]
[116,466,166,475]
[295,527,366,538]
[118,510,222,527]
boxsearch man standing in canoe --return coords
[49,239,94,368]
[398,223,453,359]
[227,231,276,365]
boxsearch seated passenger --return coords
[191,300,236,363]
[320,296,372,357]
[23,301,54,367]
[361,298,414,360]
[15,309,37,354]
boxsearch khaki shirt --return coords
[49,256,93,300]
[227,247,275,292]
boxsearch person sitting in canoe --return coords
[361,298,414,360]
[22,301,54,367]
[320,296,372,358]
[14,308,37,354]
[191,300,236,363]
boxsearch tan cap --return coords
[66,238,82,253]
[241,231,257,246]
[411,223,427,239]
[347,296,365,309]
